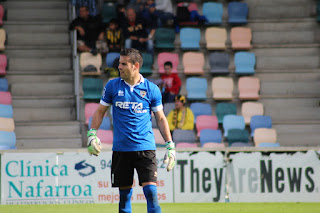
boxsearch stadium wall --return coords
[0,149,319,205]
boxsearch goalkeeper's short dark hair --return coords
[164,61,173,68]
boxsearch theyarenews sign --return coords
[1,150,319,204]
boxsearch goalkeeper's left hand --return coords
[87,128,103,156]
[163,141,175,172]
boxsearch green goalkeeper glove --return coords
[87,128,102,156]
[163,141,175,172]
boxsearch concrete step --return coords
[260,97,320,108]
[253,47,320,56]
[253,31,317,44]
[11,82,73,96]
[16,138,83,149]
[9,57,71,71]
[7,32,69,46]
[7,9,68,21]
[248,21,317,31]
[6,74,73,82]
[3,1,67,9]
[255,73,320,81]
[13,107,76,121]
[273,124,320,146]
[261,81,320,96]
[4,23,68,33]
[256,55,319,69]
[5,48,71,58]
[246,0,312,4]
[265,107,320,121]
[12,96,75,108]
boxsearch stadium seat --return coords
[157,52,179,74]
[106,52,120,68]
[230,142,253,147]
[0,91,12,105]
[0,104,13,118]
[182,52,204,75]
[241,102,264,125]
[80,52,102,75]
[0,117,15,132]
[0,131,16,147]
[196,115,218,137]
[253,128,277,147]
[84,103,100,125]
[228,2,248,25]
[250,115,272,137]
[89,116,111,130]
[186,77,207,100]
[140,53,153,75]
[238,77,260,100]
[190,102,212,123]
[163,102,175,116]
[0,5,4,26]
[234,52,256,75]
[0,29,5,51]
[176,2,199,26]
[102,2,116,24]
[209,52,230,74]
[230,27,252,50]
[151,115,158,128]
[0,78,8,91]
[172,129,196,143]
[258,142,280,147]
[215,102,237,124]
[0,145,16,150]
[317,0,320,22]
[200,129,223,147]
[154,28,175,49]
[97,130,113,146]
[223,115,245,137]
[176,142,198,148]
[82,78,103,100]
[0,54,7,76]
[212,77,234,100]
[202,2,223,25]
[153,128,165,147]
[180,28,201,50]
[227,129,249,145]
[202,142,225,148]
[205,27,227,50]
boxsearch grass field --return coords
[0,203,320,213]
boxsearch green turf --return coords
[0,203,319,213]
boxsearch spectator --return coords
[167,95,194,132]
[72,0,98,16]
[69,6,106,54]
[127,0,146,13]
[161,61,181,103]
[105,19,123,52]
[155,0,174,27]
[122,8,154,53]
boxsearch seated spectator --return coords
[69,6,107,54]
[161,61,181,103]
[122,8,154,53]
[155,0,174,27]
[167,95,194,132]
[105,19,123,52]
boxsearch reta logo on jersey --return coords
[115,101,147,113]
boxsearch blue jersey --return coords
[100,75,163,151]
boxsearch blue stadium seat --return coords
[172,129,196,144]
[223,115,245,137]
[102,2,116,24]
[200,129,222,147]
[216,102,237,124]
[209,52,230,74]
[250,115,272,137]
[82,78,103,100]
[228,2,248,25]
[190,103,212,123]
[163,102,175,116]
[227,129,249,145]
[180,28,201,50]
[258,142,280,148]
[155,28,175,49]
[186,77,207,101]
[0,78,8,91]
[234,52,256,75]
[202,2,223,25]
[140,53,153,75]
[106,52,120,68]
[0,145,16,150]
[89,117,111,130]
[0,104,13,118]
[0,131,16,147]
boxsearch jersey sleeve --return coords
[151,84,163,112]
[100,80,113,106]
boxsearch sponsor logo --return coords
[75,160,96,177]
[118,90,124,96]
[115,101,147,113]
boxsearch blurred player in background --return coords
[87,48,175,213]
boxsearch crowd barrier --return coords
[1,147,319,205]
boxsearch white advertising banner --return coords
[227,151,320,202]
[1,151,173,205]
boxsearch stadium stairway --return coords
[3,0,82,149]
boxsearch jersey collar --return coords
[122,74,145,92]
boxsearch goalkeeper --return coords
[87,48,175,213]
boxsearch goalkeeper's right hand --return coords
[87,128,102,156]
